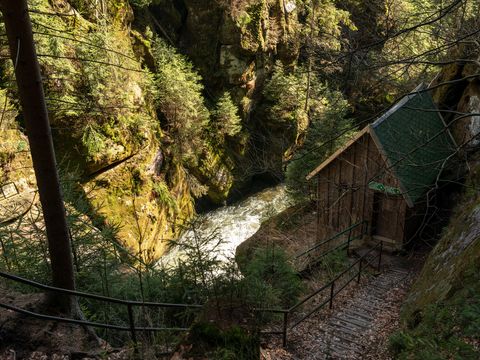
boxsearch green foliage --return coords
[211,92,242,140]
[360,0,479,100]
[152,181,177,211]
[128,0,155,8]
[81,123,107,158]
[301,0,356,52]
[319,248,349,279]
[243,247,303,309]
[0,0,158,168]
[285,78,354,200]
[233,2,266,51]
[188,323,260,360]
[262,62,353,186]
[152,38,209,166]
[73,29,155,163]
[390,265,480,359]
[0,88,21,182]
[262,63,309,128]
[0,214,52,285]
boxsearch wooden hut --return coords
[306,85,457,250]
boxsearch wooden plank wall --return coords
[314,133,408,245]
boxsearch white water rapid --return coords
[158,184,294,268]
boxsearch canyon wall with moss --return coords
[0,0,313,260]
[390,46,480,359]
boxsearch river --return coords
[158,184,294,268]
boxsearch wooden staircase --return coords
[309,266,410,359]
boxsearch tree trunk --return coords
[0,0,76,313]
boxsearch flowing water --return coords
[158,184,294,268]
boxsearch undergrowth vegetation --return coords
[389,265,480,359]
[0,180,303,353]
[185,322,260,360]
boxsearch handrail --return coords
[1,229,379,351]
[257,241,383,347]
[0,270,203,351]
[0,301,189,332]
[0,271,203,308]
[294,220,368,262]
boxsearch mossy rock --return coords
[187,146,235,204]
[402,160,480,319]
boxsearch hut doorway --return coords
[371,192,402,244]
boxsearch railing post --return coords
[347,228,352,256]
[329,282,335,309]
[282,312,288,347]
[357,259,362,283]
[127,304,138,353]
[377,241,383,272]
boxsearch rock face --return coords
[149,0,303,182]
[402,170,480,314]
[0,0,307,260]
[163,0,300,87]
[432,46,480,152]
[455,80,480,150]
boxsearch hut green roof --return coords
[371,84,457,205]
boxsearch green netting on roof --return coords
[371,87,457,204]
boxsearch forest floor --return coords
[0,285,131,360]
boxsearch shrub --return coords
[242,247,303,309]
[262,63,308,128]
[152,181,177,211]
[389,265,480,359]
[187,323,260,360]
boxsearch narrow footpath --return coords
[262,252,423,360]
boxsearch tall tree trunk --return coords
[0,0,76,313]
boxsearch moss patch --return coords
[390,265,480,359]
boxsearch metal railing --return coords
[0,225,380,351]
[293,220,369,272]
[0,271,203,351]
[257,241,383,347]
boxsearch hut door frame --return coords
[371,191,402,243]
